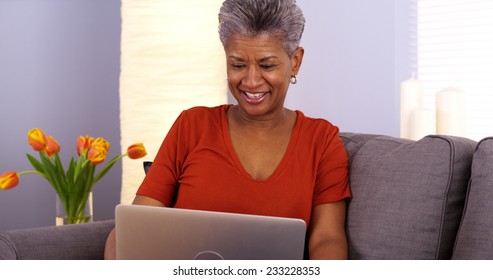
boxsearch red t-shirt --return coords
[137,105,351,225]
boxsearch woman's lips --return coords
[243,91,267,104]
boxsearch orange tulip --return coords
[127,143,147,159]
[28,128,47,151]
[76,135,94,155]
[87,144,108,165]
[44,136,60,157]
[0,171,19,190]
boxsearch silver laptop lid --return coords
[115,204,306,260]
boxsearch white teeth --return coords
[245,92,265,99]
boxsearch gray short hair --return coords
[218,0,305,57]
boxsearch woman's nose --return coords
[242,66,263,88]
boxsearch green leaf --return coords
[66,157,76,185]
[87,164,96,192]
[93,154,124,184]
[73,161,94,193]
[73,154,88,183]
[53,153,68,191]
[26,154,45,174]
[39,152,65,193]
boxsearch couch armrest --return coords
[0,220,114,260]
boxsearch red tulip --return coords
[76,135,94,155]
[127,143,147,159]
[28,128,47,151]
[44,136,60,157]
[0,171,19,190]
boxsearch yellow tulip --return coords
[0,171,19,190]
[87,144,108,165]
[127,143,147,159]
[28,128,47,151]
[91,137,110,152]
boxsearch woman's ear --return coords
[291,47,304,75]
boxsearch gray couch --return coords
[1,133,492,260]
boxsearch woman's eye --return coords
[260,64,275,70]
[232,64,246,68]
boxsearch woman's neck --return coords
[228,105,296,132]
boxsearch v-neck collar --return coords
[220,104,302,183]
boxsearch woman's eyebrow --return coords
[259,56,277,62]
[228,55,244,61]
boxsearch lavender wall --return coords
[0,0,121,230]
[286,0,413,136]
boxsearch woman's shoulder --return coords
[296,110,340,133]
[184,104,228,113]
[181,104,230,120]
[183,104,231,117]
[295,111,344,150]
[291,111,345,159]
[174,105,231,133]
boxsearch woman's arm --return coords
[103,195,166,260]
[308,200,348,260]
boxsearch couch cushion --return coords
[452,137,493,259]
[0,235,16,260]
[0,220,114,260]
[340,133,476,259]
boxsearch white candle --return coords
[400,76,423,139]
[436,88,466,137]
[409,108,435,140]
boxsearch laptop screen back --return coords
[115,204,306,260]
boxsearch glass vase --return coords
[56,191,93,226]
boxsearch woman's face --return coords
[225,34,303,119]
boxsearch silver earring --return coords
[290,75,298,84]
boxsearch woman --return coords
[105,0,350,260]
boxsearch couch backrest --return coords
[452,137,493,259]
[340,133,476,259]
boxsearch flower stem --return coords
[18,170,46,177]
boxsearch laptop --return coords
[115,204,306,260]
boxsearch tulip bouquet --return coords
[0,128,147,224]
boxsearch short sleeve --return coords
[136,111,190,206]
[313,126,351,205]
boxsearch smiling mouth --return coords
[242,91,267,104]
[245,92,266,99]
